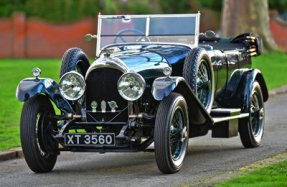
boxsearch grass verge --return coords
[252,51,287,90]
[215,159,287,187]
[0,59,62,151]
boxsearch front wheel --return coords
[239,81,265,148]
[154,93,189,174]
[20,94,58,173]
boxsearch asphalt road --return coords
[1,93,287,187]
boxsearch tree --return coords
[221,0,277,50]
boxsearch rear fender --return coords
[223,69,268,111]
[16,78,75,114]
[151,76,213,125]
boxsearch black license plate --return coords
[64,133,115,146]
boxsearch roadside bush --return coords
[0,0,153,22]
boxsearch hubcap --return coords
[197,60,211,109]
[170,108,187,162]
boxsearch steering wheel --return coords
[113,29,150,44]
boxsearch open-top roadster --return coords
[16,12,268,174]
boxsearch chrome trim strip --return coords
[146,16,150,37]
[85,57,130,79]
[100,14,199,19]
[96,13,102,57]
[195,11,200,47]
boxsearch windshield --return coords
[97,14,200,56]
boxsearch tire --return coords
[183,47,214,113]
[60,48,90,78]
[239,81,265,148]
[154,93,189,174]
[20,94,58,173]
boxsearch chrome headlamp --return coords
[59,71,86,101]
[117,72,146,101]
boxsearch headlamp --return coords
[59,71,86,101]
[117,72,146,101]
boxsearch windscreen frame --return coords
[96,13,201,57]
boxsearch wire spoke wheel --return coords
[170,108,187,161]
[239,81,264,148]
[250,89,264,139]
[155,93,189,174]
[196,59,211,108]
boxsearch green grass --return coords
[252,51,287,90]
[215,159,287,187]
[0,59,62,151]
[0,51,286,151]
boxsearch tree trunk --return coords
[221,0,277,50]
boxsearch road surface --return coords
[0,93,287,187]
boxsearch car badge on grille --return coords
[91,101,98,113]
[108,101,118,113]
[101,100,106,113]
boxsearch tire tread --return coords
[60,48,90,78]
[182,47,205,93]
[20,94,57,173]
[154,93,188,174]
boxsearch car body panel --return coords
[217,69,268,110]
[16,78,74,114]
[98,44,191,76]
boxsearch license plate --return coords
[64,133,115,146]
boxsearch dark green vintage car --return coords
[16,13,268,174]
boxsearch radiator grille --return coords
[85,68,128,122]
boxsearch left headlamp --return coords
[59,71,86,101]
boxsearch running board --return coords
[211,108,249,138]
[213,113,249,123]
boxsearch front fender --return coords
[16,78,74,114]
[151,76,185,101]
[151,76,213,125]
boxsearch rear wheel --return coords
[154,93,189,174]
[20,94,58,173]
[239,81,265,148]
[183,47,214,113]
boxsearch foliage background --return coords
[0,0,285,22]
[0,0,153,22]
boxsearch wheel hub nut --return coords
[181,127,187,142]
[259,108,264,119]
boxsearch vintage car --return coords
[16,13,268,174]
